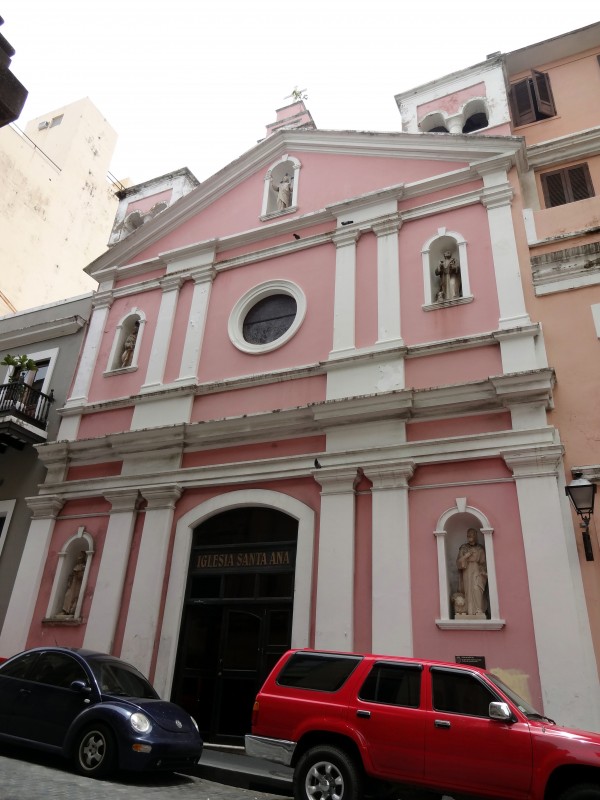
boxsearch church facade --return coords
[1,91,598,739]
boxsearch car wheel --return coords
[75,723,117,778]
[294,745,362,800]
[559,786,600,800]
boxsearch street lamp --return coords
[565,472,596,562]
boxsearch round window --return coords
[243,294,297,345]
[228,281,306,354]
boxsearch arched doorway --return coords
[170,507,298,743]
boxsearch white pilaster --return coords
[0,496,64,655]
[373,215,403,346]
[142,275,183,390]
[363,462,414,655]
[120,485,182,675]
[60,292,112,421]
[478,167,531,328]
[330,229,360,355]
[176,266,215,383]
[313,467,359,650]
[503,447,600,732]
[83,489,139,653]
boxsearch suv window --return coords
[277,652,361,692]
[359,662,421,707]
[432,669,496,717]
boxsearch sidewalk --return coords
[193,746,293,796]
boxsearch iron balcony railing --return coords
[0,382,54,431]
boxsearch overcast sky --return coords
[3,2,598,185]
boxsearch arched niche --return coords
[46,527,94,621]
[261,155,301,218]
[421,227,472,309]
[106,308,146,372]
[433,499,504,630]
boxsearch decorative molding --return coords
[141,484,183,510]
[0,314,88,350]
[313,466,360,495]
[502,445,564,478]
[436,619,505,630]
[25,495,64,519]
[525,126,600,169]
[104,488,140,513]
[362,461,415,489]
[480,184,514,209]
[531,240,600,295]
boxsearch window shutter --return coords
[509,79,536,126]
[532,70,556,117]
[568,165,594,202]
[541,164,594,208]
[542,171,567,207]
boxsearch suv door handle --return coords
[434,719,451,728]
[356,710,371,718]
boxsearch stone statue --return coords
[455,528,487,617]
[435,250,461,301]
[120,322,139,368]
[272,174,293,210]
[61,551,87,616]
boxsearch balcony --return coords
[0,382,53,450]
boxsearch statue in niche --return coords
[120,321,139,368]
[454,528,487,617]
[271,173,293,210]
[61,551,87,616]
[435,250,462,301]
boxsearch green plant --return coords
[1,354,38,382]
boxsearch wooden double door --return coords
[171,507,297,743]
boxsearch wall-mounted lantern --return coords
[565,472,596,562]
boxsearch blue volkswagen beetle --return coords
[0,646,203,778]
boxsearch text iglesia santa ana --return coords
[195,549,292,570]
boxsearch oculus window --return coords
[229,280,306,354]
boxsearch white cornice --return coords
[394,55,505,106]
[36,426,559,501]
[85,130,526,281]
[525,127,600,169]
[48,369,555,477]
[0,315,87,349]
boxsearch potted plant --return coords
[1,354,38,409]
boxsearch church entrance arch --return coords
[171,506,298,743]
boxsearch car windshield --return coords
[88,659,159,699]
[486,673,544,718]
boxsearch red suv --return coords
[246,649,600,800]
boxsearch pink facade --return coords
[3,32,600,743]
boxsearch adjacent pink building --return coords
[2,26,600,742]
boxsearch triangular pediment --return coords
[86,127,525,280]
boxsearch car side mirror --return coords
[70,680,92,694]
[489,701,513,722]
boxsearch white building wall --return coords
[0,98,119,313]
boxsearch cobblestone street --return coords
[0,745,290,800]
